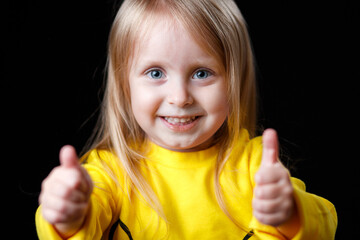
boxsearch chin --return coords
[155,136,214,152]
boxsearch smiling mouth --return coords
[162,116,199,125]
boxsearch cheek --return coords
[198,85,229,118]
[130,83,161,123]
[213,93,229,115]
[210,97,229,127]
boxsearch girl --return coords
[36,0,337,239]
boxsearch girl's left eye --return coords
[193,69,212,79]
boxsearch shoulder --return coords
[230,129,263,166]
[83,149,121,172]
[82,149,126,188]
[84,148,118,165]
[226,129,263,184]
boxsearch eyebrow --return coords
[136,55,221,69]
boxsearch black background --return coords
[4,0,359,239]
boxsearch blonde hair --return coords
[88,0,256,231]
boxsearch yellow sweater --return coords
[36,130,337,239]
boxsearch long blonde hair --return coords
[88,0,256,230]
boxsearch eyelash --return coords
[146,69,164,79]
[145,68,213,80]
[193,69,213,79]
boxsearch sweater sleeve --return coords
[35,150,123,240]
[290,178,337,239]
[247,137,337,239]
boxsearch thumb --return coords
[261,129,279,166]
[60,145,93,196]
[59,145,80,169]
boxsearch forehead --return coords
[131,17,224,71]
[140,18,185,48]
[139,20,194,54]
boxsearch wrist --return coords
[276,202,300,239]
[53,201,90,239]
[54,216,86,239]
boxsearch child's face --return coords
[129,19,229,151]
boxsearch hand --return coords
[252,129,295,227]
[39,145,93,236]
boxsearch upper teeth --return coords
[164,116,196,123]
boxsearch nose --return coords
[166,81,194,107]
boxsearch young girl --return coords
[36,0,337,239]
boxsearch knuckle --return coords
[41,178,50,191]
[283,199,294,212]
[55,200,87,221]
[75,203,88,216]
[281,199,290,210]
[252,197,260,207]
[254,186,262,198]
[57,200,69,214]
[255,201,266,212]
[42,211,53,223]
[41,180,46,190]
[42,209,62,224]
[48,166,61,177]
[265,201,278,213]
[69,171,83,189]
[283,186,293,196]
[67,203,88,222]
[261,210,290,227]
[255,172,262,183]
[61,185,74,199]
[255,212,272,225]
[41,167,62,190]
[254,199,276,213]
[52,213,64,224]
[38,192,44,205]
[269,201,279,212]
[279,170,289,179]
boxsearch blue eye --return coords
[147,69,164,79]
[193,69,212,79]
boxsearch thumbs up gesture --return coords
[252,129,295,227]
[39,145,93,236]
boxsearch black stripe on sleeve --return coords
[242,230,254,240]
[108,219,133,240]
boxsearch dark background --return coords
[4,0,359,238]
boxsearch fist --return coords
[252,129,295,227]
[39,145,93,231]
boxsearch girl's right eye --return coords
[146,69,164,79]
